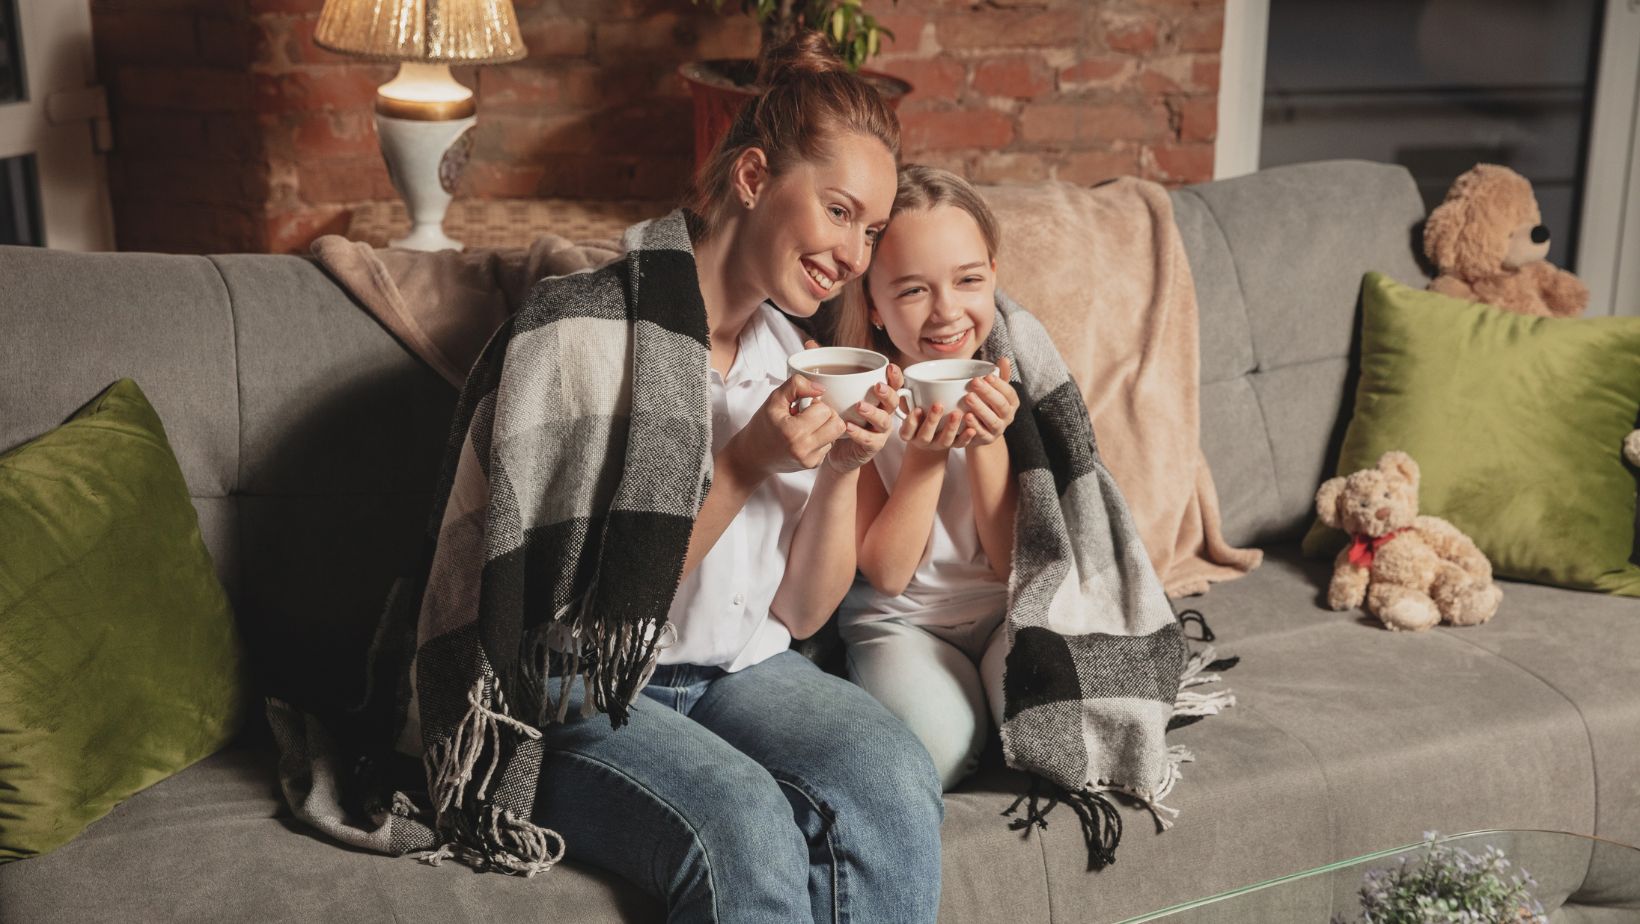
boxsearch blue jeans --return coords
[533,650,944,924]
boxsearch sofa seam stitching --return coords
[1434,627,1602,896]
[204,255,245,610]
[203,256,244,498]
[1234,702,1340,892]
[1187,190,1287,532]
[1181,187,1260,378]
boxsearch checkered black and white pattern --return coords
[271,210,715,875]
[986,292,1200,827]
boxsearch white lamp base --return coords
[375,112,476,252]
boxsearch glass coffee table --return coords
[1118,830,1640,922]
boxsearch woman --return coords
[521,34,943,923]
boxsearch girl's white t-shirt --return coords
[843,430,1008,628]
[659,304,815,672]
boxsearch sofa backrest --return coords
[1168,160,1430,546]
[0,248,456,713]
[0,159,1429,710]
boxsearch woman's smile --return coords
[802,258,839,297]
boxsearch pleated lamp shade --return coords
[315,0,527,64]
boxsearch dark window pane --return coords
[1,154,43,246]
[0,0,22,104]
[1261,0,1603,269]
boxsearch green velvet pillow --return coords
[1302,273,1640,595]
[0,379,245,862]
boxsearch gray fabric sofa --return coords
[3,160,1637,923]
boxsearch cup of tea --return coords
[895,358,999,418]
[787,346,892,424]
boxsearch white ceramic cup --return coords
[786,346,891,424]
[896,358,999,418]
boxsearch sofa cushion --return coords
[0,379,245,862]
[1302,273,1640,595]
[0,247,240,594]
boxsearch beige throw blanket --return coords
[310,234,622,387]
[983,178,1262,597]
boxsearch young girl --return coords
[836,165,1022,790]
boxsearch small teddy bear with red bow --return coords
[1314,451,1502,631]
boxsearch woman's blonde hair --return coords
[683,31,901,241]
[835,164,1002,355]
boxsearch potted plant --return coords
[679,0,912,168]
[1332,833,1548,924]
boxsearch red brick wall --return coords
[876,0,1221,187]
[92,0,1222,254]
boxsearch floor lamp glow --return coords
[314,0,525,251]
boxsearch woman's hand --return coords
[725,374,846,478]
[958,357,1019,447]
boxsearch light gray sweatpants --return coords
[840,612,1009,791]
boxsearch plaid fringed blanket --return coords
[270,209,713,875]
[985,292,1234,868]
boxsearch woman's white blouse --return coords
[659,304,816,672]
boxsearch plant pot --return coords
[678,59,913,172]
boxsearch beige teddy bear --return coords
[1315,451,1503,632]
[1424,164,1589,318]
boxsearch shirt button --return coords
[731,593,745,607]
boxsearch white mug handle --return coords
[892,387,914,418]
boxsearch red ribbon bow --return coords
[1347,528,1407,569]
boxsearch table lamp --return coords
[314,0,525,251]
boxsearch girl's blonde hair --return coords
[683,31,901,241]
[835,164,1002,355]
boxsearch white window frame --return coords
[0,0,114,251]
[1215,0,1640,317]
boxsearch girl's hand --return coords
[825,377,898,473]
[901,401,976,454]
[726,374,846,477]
[959,356,1019,447]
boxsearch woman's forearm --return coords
[968,439,1017,582]
[771,464,859,639]
[682,447,764,578]
[859,448,946,596]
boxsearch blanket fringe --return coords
[413,805,566,878]
[1003,777,1124,870]
[1175,644,1237,720]
[526,616,676,728]
[426,678,543,814]
[418,677,564,877]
